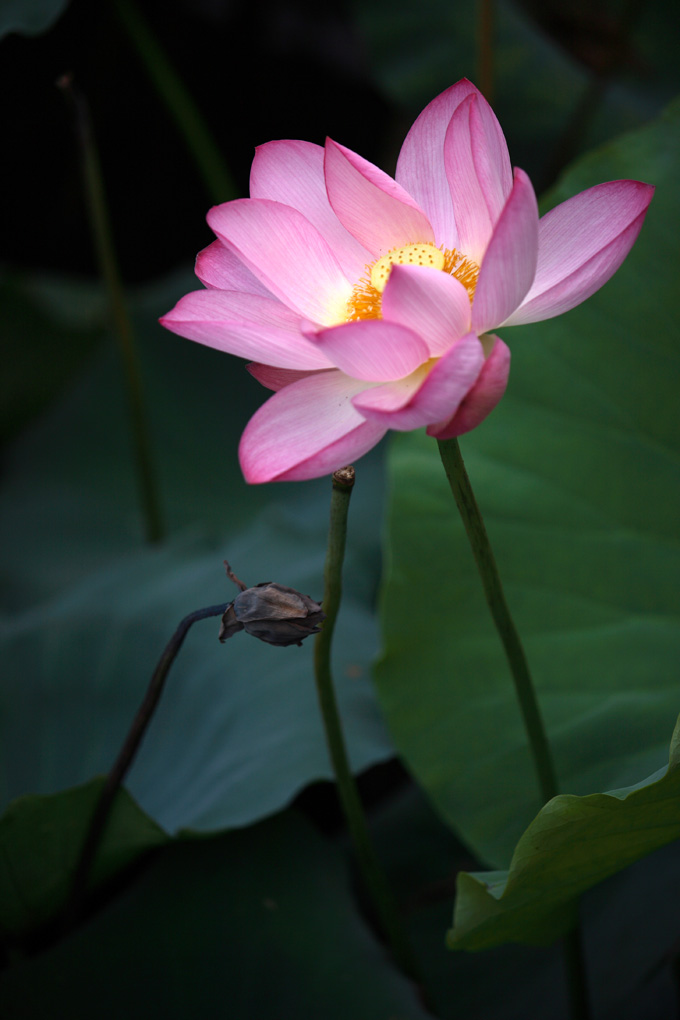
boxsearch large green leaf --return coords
[448,714,680,950]
[0,779,168,940]
[354,0,679,185]
[0,810,433,1020]
[375,100,680,867]
[0,0,70,38]
[0,272,393,834]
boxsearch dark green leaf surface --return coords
[0,0,70,38]
[448,714,680,949]
[0,779,168,939]
[0,273,393,834]
[375,100,680,866]
[0,811,433,1020]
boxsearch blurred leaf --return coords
[0,273,104,443]
[0,810,433,1020]
[0,778,168,940]
[0,270,393,834]
[354,0,679,186]
[448,714,680,950]
[375,100,680,866]
[0,0,70,38]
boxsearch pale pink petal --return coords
[427,335,510,437]
[160,290,333,370]
[195,240,272,295]
[444,93,513,264]
[324,138,435,254]
[249,139,372,281]
[471,168,539,334]
[239,370,387,483]
[207,198,352,325]
[502,180,655,326]
[247,364,321,391]
[310,319,429,381]
[381,264,472,356]
[396,79,478,248]
[352,333,485,430]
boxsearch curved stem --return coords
[64,602,229,929]
[437,438,591,1020]
[437,437,557,801]
[314,468,425,990]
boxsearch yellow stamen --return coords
[346,242,479,322]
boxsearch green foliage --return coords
[0,0,70,38]
[376,99,680,872]
[0,810,433,1020]
[0,779,168,940]
[449,714,680,949]
[0,273,393,834]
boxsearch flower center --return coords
[346,242,479,322]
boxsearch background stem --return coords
[58,74,165,544]
[313,468,425,991]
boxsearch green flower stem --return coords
[113,0,237,203]
[314,468,424,990]
[65,602,230,932]
[437,437,557,802]
[58,75,164,544]
[437,437,591,1020]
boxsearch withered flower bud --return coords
[219,581,325,647]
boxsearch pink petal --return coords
[352,332,485,431]
[207,198,353,325]
[310,318,429,381]
[502,180,655,326]
[396,79,478,248]
[427,335,510,437]
[444,93,513,264]
[247,364,320,391]
[324,138,435,254]
[471,168,539,334]
[249,140,372,281]
[239,370,387,483]
[160,290,333,369]
[195,240,272,295]
[381,263,472,356]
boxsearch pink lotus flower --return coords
[161,80,653,483]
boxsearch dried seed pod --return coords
[219,582,325,647]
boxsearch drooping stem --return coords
[437,437,591,1020]
[314,468,424,989]
[113,0,237,203]
[437,437,557,801]
[58,74,165,544]
[65,602,229,928]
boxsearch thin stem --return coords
[437,438,591,1020]
[476,0,494,103]
[113,0,236,203]
[64,602,229,929]
[58,75,165,544]
[314,468,424,990]
[437,438,557,801]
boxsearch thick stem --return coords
[437,437,557,801]
[113,0,236,203]
[64,602,229,929]
[58,75,164,544]
[437,438,591,1020]
[314,468,424,989]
